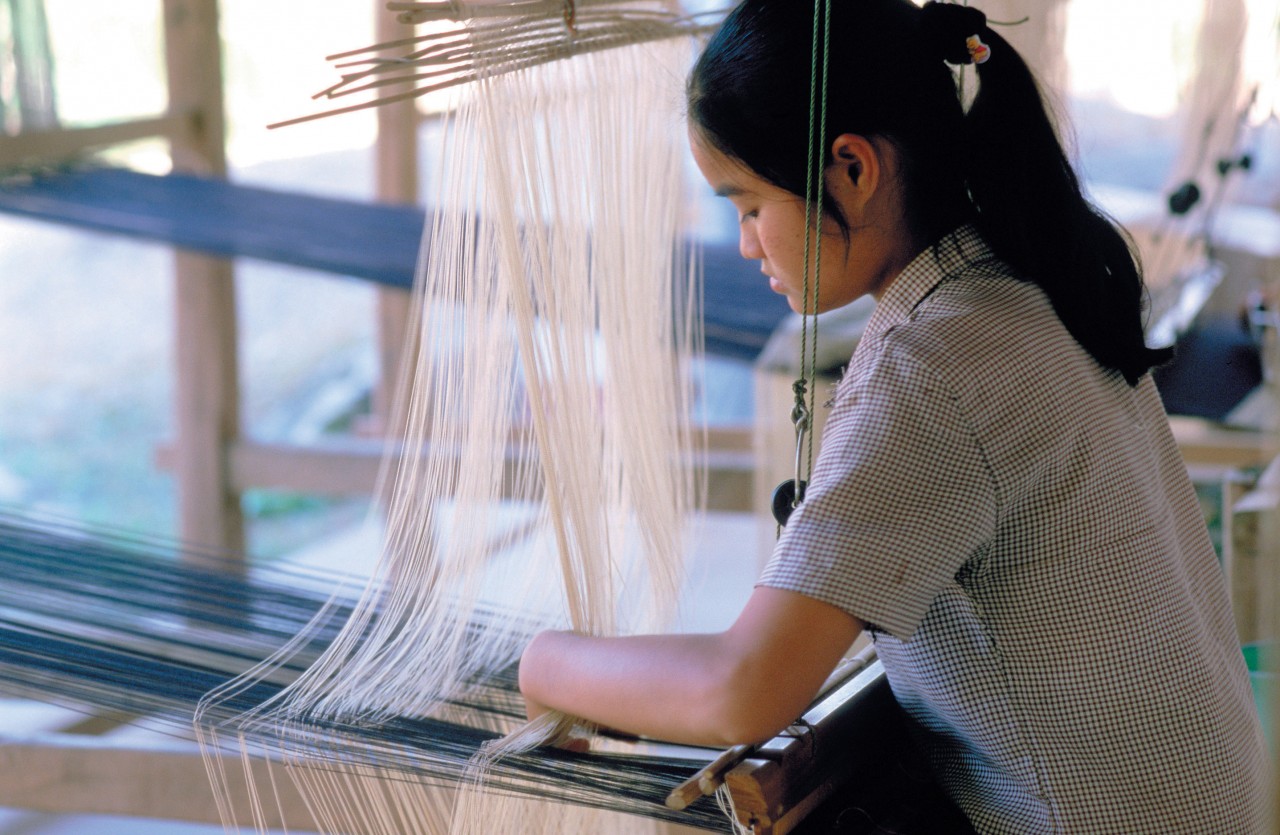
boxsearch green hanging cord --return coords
[774,0,831,529]
[796,0,820,396]
[798,0,833,486]
[806,0,832,482]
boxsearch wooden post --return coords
[162,0,245,557]
[371,1,418,437]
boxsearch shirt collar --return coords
[860,224,993,345]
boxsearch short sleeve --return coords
[759,341,999,639]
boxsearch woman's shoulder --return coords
[844,267,1116,451]
[887,266,1069,374]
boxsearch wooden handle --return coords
[665,743,754,810]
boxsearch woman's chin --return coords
[783,291,813,315]
[785,297,803,314]
[786,294,844,316]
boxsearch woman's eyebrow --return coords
[714,185,746,198]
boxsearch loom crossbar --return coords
[0,165,788,360]
[0,166,426,289]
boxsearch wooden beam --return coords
[158,435,758,511]
[704,448,755,512]
[1170,416,1278,470]
[227,438,387,495]
[0,734,315,829]
[0,729,715,833]
[167,411,1271,521]
[0,115,189,169]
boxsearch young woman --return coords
[520,0,1271,830]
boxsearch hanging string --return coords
[773,0,830,529]
[195,23,708,834]
[807,0,832,482]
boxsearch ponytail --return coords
[950,10,1173,384]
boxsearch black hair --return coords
[688,0,1172,386]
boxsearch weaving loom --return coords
[0,509,927,834]
[0,2,895,832]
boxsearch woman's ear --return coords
[827,133,884,220]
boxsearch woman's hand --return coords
[518,662,601,753]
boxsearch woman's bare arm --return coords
[518,587,864,747]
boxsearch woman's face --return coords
[690,130,907,314]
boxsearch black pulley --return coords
[771,479,807,527]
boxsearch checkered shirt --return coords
[760,226,1271,833]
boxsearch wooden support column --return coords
[163,0,245,557]
[371,2,419,438]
